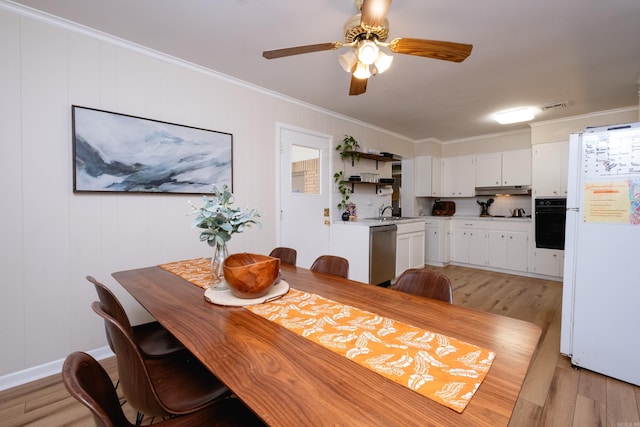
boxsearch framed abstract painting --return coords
[72,105,233,194]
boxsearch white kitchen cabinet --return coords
[475,153,502,187]
[502,149,532,186]
[487,231,529,271]
[468,231,487,265]
[396,222,425,276]
[424,218,450,266]
[476,149,532,187]
[532,141,569,197]
[425,224,440,263]
[532,248,564,277]
[451,219,531,273]
[414,156,432,197]
[431,157,442,197]
[442,155,475,197]
[451,222,486,266]
[414,155,442,197]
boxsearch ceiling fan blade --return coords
[262,42,340,59]
[388,38,473,62]
[349,74,368,96]
[360,0,392,28]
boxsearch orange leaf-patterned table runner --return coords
[246,289,495,413]
[159,258,212,289]
[159,259,496,412]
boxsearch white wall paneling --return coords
[0,4,412,387]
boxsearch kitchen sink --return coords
[363,216,423,222]
[363,216,400,221]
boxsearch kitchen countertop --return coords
[336,215,531,227]
[334,217,426,226]
[439,215,532,222]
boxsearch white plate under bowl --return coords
[204,279,290,307]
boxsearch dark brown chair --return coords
[87,276,184,358]
[62,351,265,427]
[269,247,297,265]
[392,269,453,304]
[310,255,349,279]
[91,302,230,420]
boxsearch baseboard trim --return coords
[0,346,114,392]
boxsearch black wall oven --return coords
[535,198,567,250]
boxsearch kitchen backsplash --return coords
[342,191,394,219]
[417,196,532,217]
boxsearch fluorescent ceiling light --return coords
[493,107,536,124]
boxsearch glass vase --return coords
[210,242,229,291]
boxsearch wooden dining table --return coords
[112,263,541,427]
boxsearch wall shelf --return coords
[344,151,398,169]
[342,181,393,192]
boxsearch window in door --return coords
[291,145,320,195]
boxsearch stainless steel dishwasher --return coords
[369,224,397,286]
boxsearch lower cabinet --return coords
[424,219,450,266]
[451,227,485,265]
[450,219,531,273]
[531,248,564,277]
[396,222,425,276]
[487,231,529,271]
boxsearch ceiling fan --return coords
[262,0,473,96]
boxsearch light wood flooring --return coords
[1,265,638,426]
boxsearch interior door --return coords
[278,125,331,269]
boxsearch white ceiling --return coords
[8,0,640,142]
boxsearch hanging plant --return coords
[336,135,360,161]
[333,171,351,211]
[334,135,361,211]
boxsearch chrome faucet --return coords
[379,204,393,217]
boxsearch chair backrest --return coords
[91,301,171,418]
[269,247,297,266]
[392,269,453,304]
[62,351,135,427]
[86,276,135,353]
[310,255,349,279]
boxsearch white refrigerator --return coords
[561,122,640,386]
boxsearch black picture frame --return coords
[72,105,233,194]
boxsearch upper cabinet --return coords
[532,141,569,197]
[414,155,442,197]
[502,149,532,186]
[476,149,532,187]
[442,155,475,197]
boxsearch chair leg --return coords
[135,412,145,426]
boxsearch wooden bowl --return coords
[223,253,280,299]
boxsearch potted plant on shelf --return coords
[334,135,360,220]
[190,184,261,290]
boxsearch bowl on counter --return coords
[223,253,280,299]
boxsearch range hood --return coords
[475,185,532,196]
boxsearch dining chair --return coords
[62,351,265,427]
[310,255,349,278]
[91,302,230,422]
[269,247,297,265]
[391,268,453,304]
[87,275,185,359]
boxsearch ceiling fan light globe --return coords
[374,51,393,74]
[338,50,358,73]
[357,40,379,65]
[353,61,371,79]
